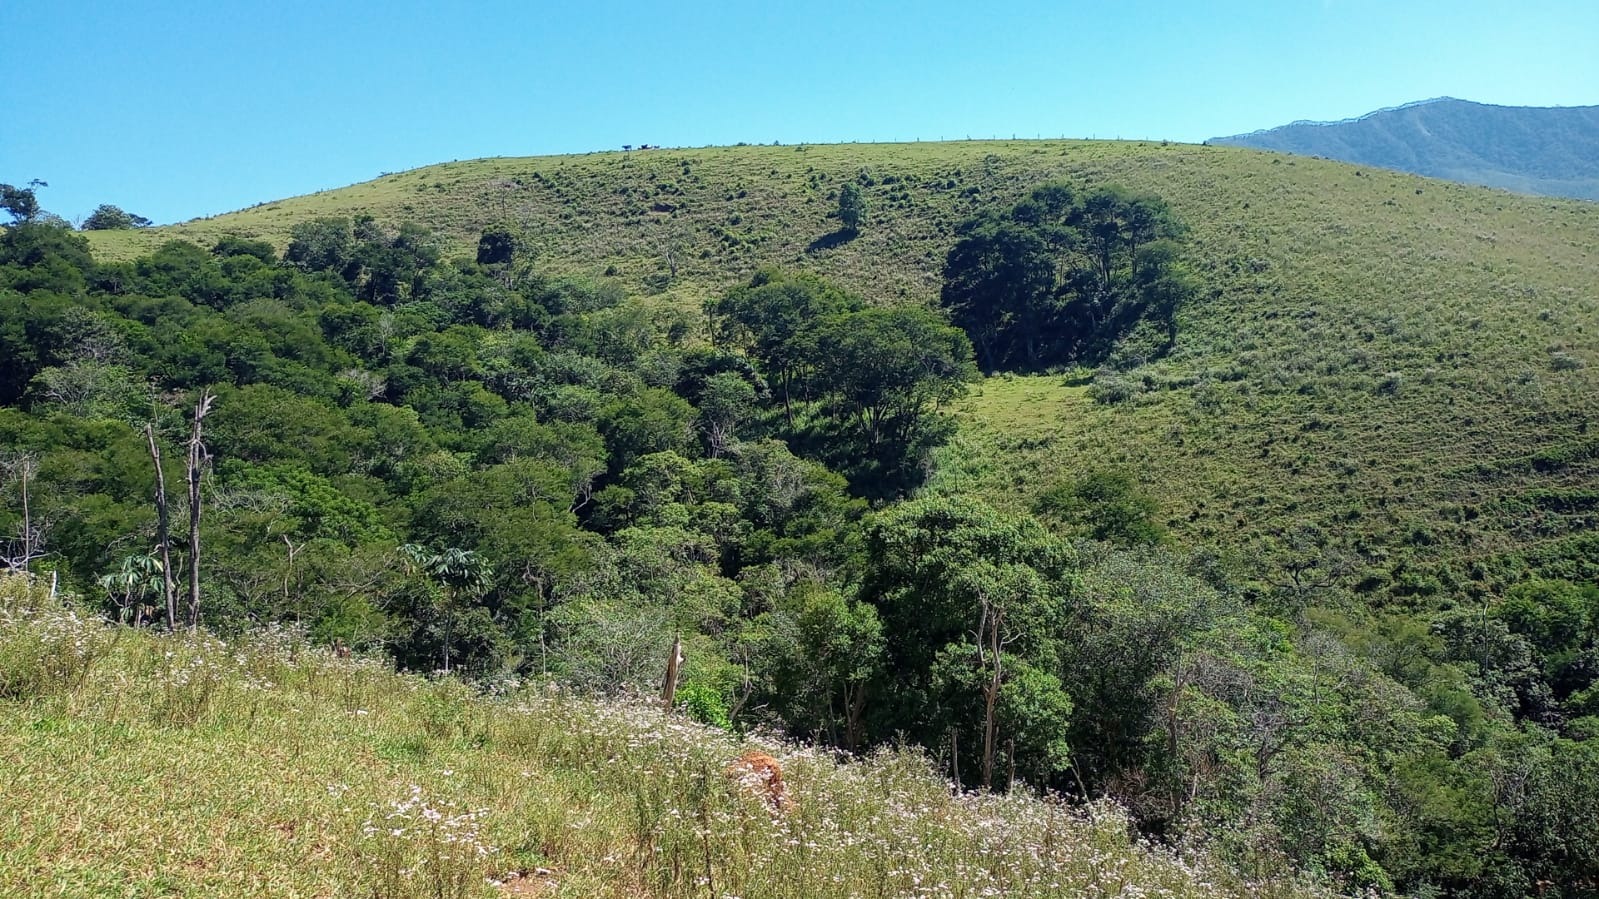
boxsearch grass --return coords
[0,575,1323,898]
[82,139,1599,599]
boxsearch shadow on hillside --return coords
[806,228,858,254]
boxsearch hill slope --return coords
[1212,98,1599,201]
[0,577,1318,898]
[84,140,1599,596]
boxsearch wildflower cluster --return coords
[359,784,495,899]
[0,577,108,700]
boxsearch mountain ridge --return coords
[1212,98,1599,200]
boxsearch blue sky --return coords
[4,0,1596,225]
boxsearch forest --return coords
[3,173,1599,898]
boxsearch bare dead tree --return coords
[973,592,1019,791]
[281,534,302,615]
[0,453,46,575]
[145,423,177,629]
[185,389,216,630]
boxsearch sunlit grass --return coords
[0,576,1323,898]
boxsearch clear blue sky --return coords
[4,0,1596,225]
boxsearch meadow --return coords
[0,574,1322,899]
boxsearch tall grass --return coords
[0,575,1326,898]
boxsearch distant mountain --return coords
[1212,97,1599,200]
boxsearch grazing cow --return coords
[727,749,791,812]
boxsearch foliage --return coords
[11,137,1599,895]
[836,181,866,232]
[0,181,44,224]
[863,496,1078,789]
[940,182,1194,371]
[1035,469,1167,546]
[81,204,153,231]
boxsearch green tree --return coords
[837,182,866,233]
[940,183,1191,371]
[863,496,1078,789]
[1035,469,1167,546]
[399,543,494,673]
[696,371,757,457]
[810,306,975,450]
[707,269,862,425]
[81,205,152,231]
[475,224,522,266]
[285,217,354,276]
[0,181,44,224]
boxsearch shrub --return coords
[1087,369,1146,405]
[676,681,732,730]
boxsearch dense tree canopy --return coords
[941,182,1195,371]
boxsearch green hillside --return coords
[88,140,1599,599]
[6,138,1598,895]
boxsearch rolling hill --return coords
[84,139,1599,599]
[1212,97,1599,201]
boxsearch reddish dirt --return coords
[495,868,557,896]
[727,749,792,812]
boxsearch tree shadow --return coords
[806,228,858,254]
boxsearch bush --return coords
[675,681,732,730]
[1086,369,1146,405]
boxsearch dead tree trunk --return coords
[185,390,215,630]
[660,634,684,712]
[2,454,45,576]
[977,597,1007,792]
[18,457,31,569]
[145,424,176,630]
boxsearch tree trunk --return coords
[980,602,1004,791]
[845,680,868,752]
[951,729,961,791]
[443,606,452,673]
[19,459,29,569]
[146,424,176,630]
[981,627,1001,791]
[660,634,683,712]
[185,391,215,630]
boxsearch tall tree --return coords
[863,497,1078,790]
[940,183,1192,371]
[809,306,975,450]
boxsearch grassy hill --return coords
[0,576,1318,898]
[86,140,1599,600]
[1213,98,1599,201]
